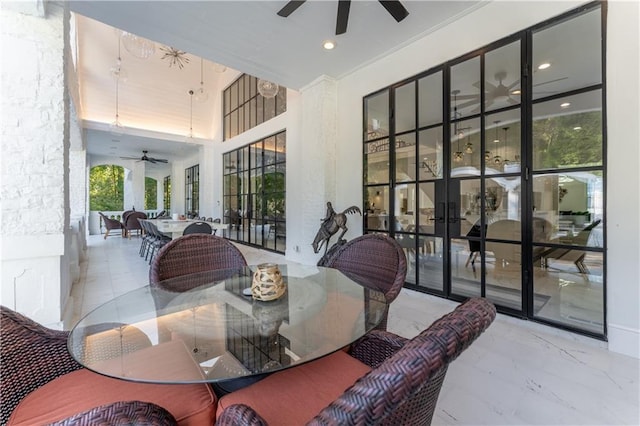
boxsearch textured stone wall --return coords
[1,2,66,236]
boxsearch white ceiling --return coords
[69,1,485,160]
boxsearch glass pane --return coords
[365,186,389,231]
[264,96,276,121]
[250,76,257,97]
[485,109,521,175]
[230,82,238,110]
[238,79,244,104]
[264,136,276,165]
[418,182,435,234]
[251,142,262,169]
[451,117,480,177]
[396,234,416,285]
[276,132,286,160]
[532,171,603,248]
[276,86,287,115]
[417,237,444,291]
[418,71,443,128]
[244,75,250,103]
[533,250,604,334]
[457,178,481,239]
[365,91,389,140]
[237,107,244,134]
[395,133,416,183]
[532,7,602,100]
[450,56,480,119]
[230,110,238,139]
[395,183,416,231]
[224,89,231,114]
[532,90,602,170]
[257,97,264,125]
[485,40,521,112]
[418,127,443,180]
[485,241,522,310]
[395,81,415,133]
[485,177,521,233]
[451,237,481,297]
[243,104,250,131]
[224,115,230,140]
[364,141,389,184]
[249,98,257,128]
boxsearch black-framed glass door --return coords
[362,2,605,339]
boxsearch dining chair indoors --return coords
[183,221,213,235]
[123,211,147,238]
[321,233,407,330]
[0,305,216,425]
[149,234,247,286]
[215,297,497,426]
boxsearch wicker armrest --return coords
[216,403,268,426]
[49,401,178,426]
[1,306,83,424]
[349,329,409,369]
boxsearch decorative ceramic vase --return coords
[251,263,286,301]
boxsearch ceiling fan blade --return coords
[120,156,140,160]
[150,158,169,163]
[336,0,351,35]
[507,79,521,90]
[378,0,409,23]
[277,0,306,17]
[533,77,568,87]
[506,97,519,105]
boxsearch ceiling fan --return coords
[277,0,409,35]
[120,150,169,164]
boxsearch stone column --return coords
[1,2,71,327]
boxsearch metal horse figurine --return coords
[312,202,362,257]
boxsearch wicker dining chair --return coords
[99,212,124,239]
[183,221,213,235]
[0,305,217,425]
[149,234,247,286]
[216,297,497,426]
[321,233,407,330]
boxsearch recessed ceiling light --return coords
[511,89,521,95]
[322,40,336,50]
[538,63,551,70]
[560,102,571,108]
[573,126,582,130]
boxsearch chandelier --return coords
[257,79,279,98]
[121,31,156,59]
[160,46,190,69]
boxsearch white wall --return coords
[334,0,639,358]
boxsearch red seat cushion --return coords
[217,350,371,425]
[9,340,216,426]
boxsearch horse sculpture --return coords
[312,203,362,256]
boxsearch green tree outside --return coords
[89,165,124,211]
[145,177,158,210]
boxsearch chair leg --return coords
[104,229,109,240]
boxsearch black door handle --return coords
[436,202,446,223]
[448,202,458,223]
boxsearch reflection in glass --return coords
[485,40,521,112]
[485,241,522,310]
[451,238,481,297]
[418,72,443,128]
[395,183,416,231]
[364,144,389,185]
[532,7,602,100]
[450,118,480,177]
[450,56,480,118]
[418,183,435,234]
[484,177,521,226]
[484,110,521,175]
[532,171,603,248]
[365,186,389,231]
[395,81,416,133]
[417,237,443,291]
[533,250,603,334]
[533,90,602,170]
[365,91,389,140]
[418,127,443,180]
[395,133,417,183]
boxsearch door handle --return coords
[448,202,458,223]
[436,202,446,223]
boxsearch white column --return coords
[1,2,70,327]
[287,76,338,263]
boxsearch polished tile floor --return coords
[68,234,639,425]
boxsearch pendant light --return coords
[109,37,125,136]
[194,58,209,102]
[185,90,194,142]
[492,120,501,166]
[502,127,510,169]
[452,90,463,163]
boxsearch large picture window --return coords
[223,131,286,253]
[223,74,286,140]
[362,3,605,339]
[185,165,199,218]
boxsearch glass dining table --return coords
[67,265,387,388]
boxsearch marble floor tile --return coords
[68,234,640,425]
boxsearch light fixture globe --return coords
[257,79,279,99]
[121,32,156,59]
